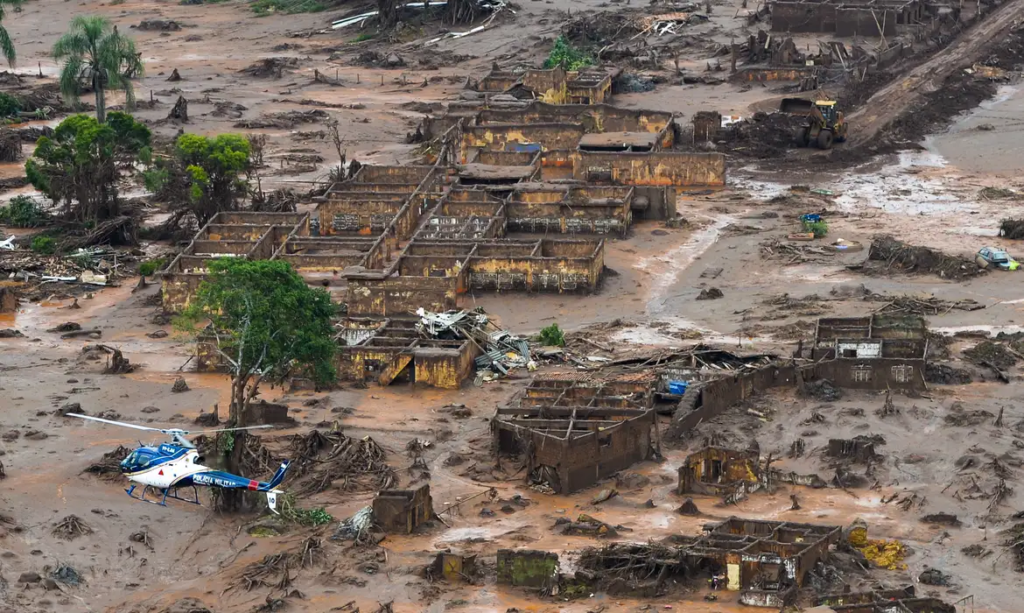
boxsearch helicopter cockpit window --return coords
[123,450,159,470]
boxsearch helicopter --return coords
[68,413,291,513]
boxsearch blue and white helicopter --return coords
[69,413,291,513]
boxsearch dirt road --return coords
[848,0,1024,144]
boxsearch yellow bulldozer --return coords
[780,98,848,150]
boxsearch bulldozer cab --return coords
[781,97,847,149]
[780,98,840,126]
[815,100,838,124]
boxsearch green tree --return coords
[25,112,151,222]
[146,133,252,227]
[53,16,144,123]
[175,259,337,426]
[544,35,593,71]
[0,0,20,67]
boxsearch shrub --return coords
[251,0,325,15]
[803,219,828,238]
[0,196,45,227]
[544,35,593,71]
[539,322,565,347]
[279,494,333,526]
[0,92,20,118]
[139,258,166,276]
[31,235,56,254]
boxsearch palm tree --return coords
[0,0,20,67]
[53,16,143,123]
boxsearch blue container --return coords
[668,381,688,395]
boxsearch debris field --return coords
[5,0,1024,611]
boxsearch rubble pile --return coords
[867,293,985,315]
[575,542,682,591]
[0,245,138,295]
[1004,522,1024,572]
[963,341,1018,370]
[236,536,324,591]
[1000,218,1024,239]
[234,109,328,129]
[415,308,532,378]
[867,235,981,279]
[83,445,132,480]
[239,57,299,79]
[332,506,378,544]
[286,429,397,496]
[714,112,808,158]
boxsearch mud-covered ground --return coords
[4,0,1024,611]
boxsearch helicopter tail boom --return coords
[264,461,291,490]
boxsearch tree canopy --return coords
[25,112,151,222]
[176,259,337,425]
[0,0,20,67]
[146,133,253,227]
[53,16,143,123]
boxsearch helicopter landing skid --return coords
[126,484,202,509]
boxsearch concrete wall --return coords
[573,151,726,187]
[836,8,897,36]
[317,196,406,235]
[773,1,904,35]
[771,2,837,32]
[476,104,672,134]
[558,415,654,493]
[671,366,799,434]
[505,187,631,237]
[347,275,459,316]
[496,550,558,587]
[160,271,205,313]
[413,344,479,390]
[812,358,925,390]
[461,124,587,161]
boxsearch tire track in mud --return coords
[636,212,736,317]
[849,0,1024,145]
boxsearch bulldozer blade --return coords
[779,98,814,115]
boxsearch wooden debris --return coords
[52,515,93,541]
[760,238,834,264]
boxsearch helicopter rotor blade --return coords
[192,425,275,434]
[66,413,165,433]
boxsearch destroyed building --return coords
[163,68,731,391]
[333,317,479,389]
[811,314,928,390]
[817,585,957,612]
[576,517,842,606]
[161,211,310,312]
[678,446,828,502]
[372,484,434,534]
[770,0,928,37]
[474,67,613,105]
[678,447,760,496]
[493,372,659,494]
[686,518,842,606]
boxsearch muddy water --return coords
[928,82,1024,175]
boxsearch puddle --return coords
[434,526,504,543]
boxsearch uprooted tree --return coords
[25,112,151,224]
[145,133,252,229]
